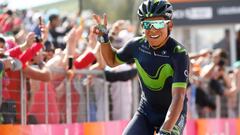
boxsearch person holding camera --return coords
[2,22,51,123]
[200,49,237,117]
[201,49,236,97]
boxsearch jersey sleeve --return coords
[171,47,190,89]
[115,38,137,64]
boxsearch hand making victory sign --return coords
[92,14,108,37]
[92,13,121,67]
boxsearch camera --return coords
[35,35,42,43]
[0,47,7,58]
[0,54,22,71]
[68,57,73,69]
[0,53,8,59]
[218,59,225,67]
[218,50,228,67]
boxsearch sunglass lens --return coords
[143,22,151,30]
[152,22,165,29]
[142,20,168,30]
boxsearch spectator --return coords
[0,35,5,49]
[201,49,237,117]
[188,54,216,118]
[3,23,51,123]
[47,14,72,50]
[0,9,14,34]
[201,49,235,96]
[213,29,231,64]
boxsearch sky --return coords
[2,0,65,10]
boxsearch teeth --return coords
[150,35,159,38]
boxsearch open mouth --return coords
[150,35,160,39]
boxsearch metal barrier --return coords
[20,70,27,124]
[188,84,239,119]
[0,69,138,124]
[44,83,48,124]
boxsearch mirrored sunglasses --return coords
[141,20,170,30]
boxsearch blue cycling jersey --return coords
[115,36,189,126]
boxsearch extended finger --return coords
[103,13,107,26]
[97,15,101,24]
[92,14,101,24]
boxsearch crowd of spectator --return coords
[0,5,138,124]
[188,35,240,118]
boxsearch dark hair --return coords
[217,49,228,67]
[0,37,5,44]
[219,50,228,59]
[44,41,54,52]
[49,14,59,22]
[5,10,13,16]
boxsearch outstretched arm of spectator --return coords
[6,33,35,58]
[62,26,83,68]
[189,50,211,60]
[87,27,105,69]
[200,63,216,79]
[74,50,96,69]
[23,65,51,81]
[18,22,48,68]
[18,42,43,68]
[73,26,101,69]
[20,32,36,52]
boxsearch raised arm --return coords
[92,14,121,67]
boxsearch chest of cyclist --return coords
[134,46,174,75]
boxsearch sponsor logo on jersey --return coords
[141,44,150,50]
[184,70,188,78]
[153,51,170,58]
[134,59,174,91]
[138,47,151,55]
[162,50,167,55]
[139,46,151,55]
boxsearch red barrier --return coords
[236,119,240,135]
[28,83,59,124]
[196,119,237,135]
[0,125,30,135]
[184,119,197,135]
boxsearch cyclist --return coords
[92,0,189,134]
